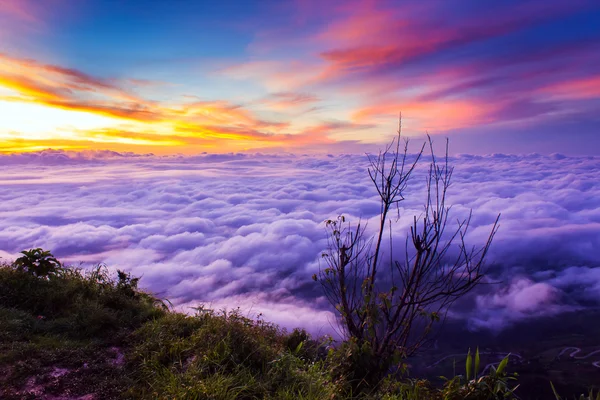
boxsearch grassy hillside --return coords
[0,251,595,399]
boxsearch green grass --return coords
[0,262,165,399]
[0,260,339,399]
[0,253,595,399]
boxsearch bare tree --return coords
[315,118,500,387]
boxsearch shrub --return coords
[316,130,499,390]
[14,248,62,278]
[0,257,164,340]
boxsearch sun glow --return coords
[0,97,184,152]
[0,99,123,139]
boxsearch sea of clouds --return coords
[1,149,599,335]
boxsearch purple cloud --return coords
[1,150,599,334]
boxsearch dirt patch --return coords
[49,367,70,378]
[16,367,96,399]
[7,349,128,400]
[108,347,125,367]
[21,376,45,397]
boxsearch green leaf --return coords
[453,357,456,378]
[465,348,472,381]
[549,381,561,400]
[496,354,509,376]
[474,347,480,380]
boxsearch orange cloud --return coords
[42,99,162,122]
[0,53,344,154]
[0,74,68,101]
[0,136,181,154]
[178,100,287,129]
[0,53,159,121]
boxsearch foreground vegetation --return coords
[0,250,596,399]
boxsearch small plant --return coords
[14,248,62,278]
[285,328,310,355]
[440,349,519,399]
[116,269,140,298]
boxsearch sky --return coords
[1,0,599,155]
[1,0,599,338]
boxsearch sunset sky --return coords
[2,0,600,337]
[1,0,599,154]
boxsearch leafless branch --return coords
[316,115,500,387]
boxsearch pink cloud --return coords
[540,75,600,100]
[481,278,560,313]
[0,0,41,22]
[219,60,323,92]
[350,99,497,132]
